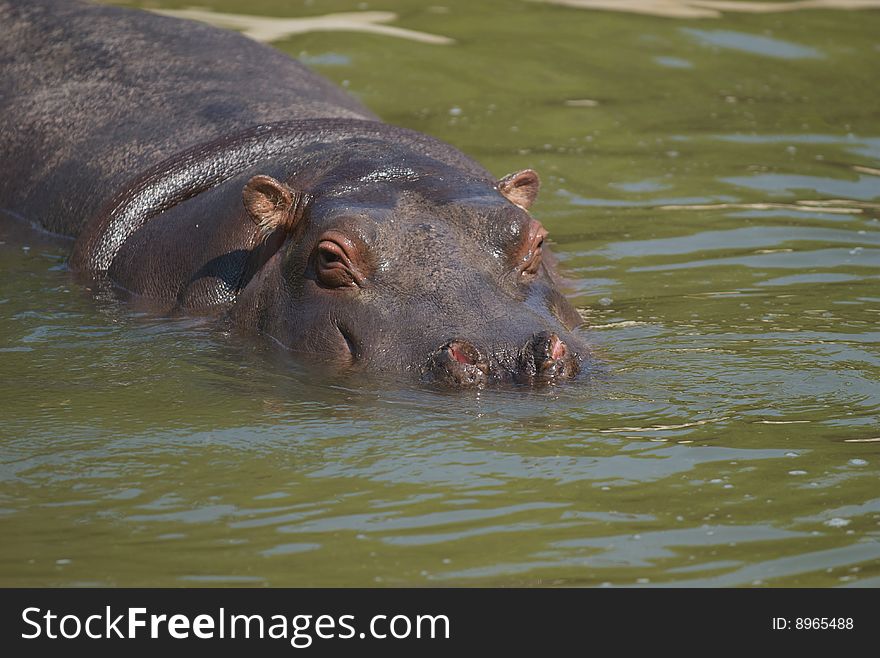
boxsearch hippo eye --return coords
[314,238,358,288]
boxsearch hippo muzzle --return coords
[421,332,582,388]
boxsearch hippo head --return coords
[233,148,586,387]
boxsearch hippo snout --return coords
[420,333,580,388]
[516,331,579,384]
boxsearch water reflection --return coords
[152,8,454,45]
[532,0,880,19]
[682,28,824,59]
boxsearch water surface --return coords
[1,0,879,586]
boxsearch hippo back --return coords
[0,0,377,237]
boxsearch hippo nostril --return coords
[528,332,562,364]
[549,335,567,361]
[421,340,489,387]
[447,341,476,365]
[444,340,482,367]
[516,331,577,384]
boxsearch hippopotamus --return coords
[0,0,587,387]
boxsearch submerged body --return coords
[0,0,587,386]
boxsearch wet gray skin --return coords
[231,146,586,387]
[0,0,585,388]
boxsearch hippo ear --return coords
[498,169,540,210]
[242,175,310,237]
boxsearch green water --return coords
[2,0,879,587]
